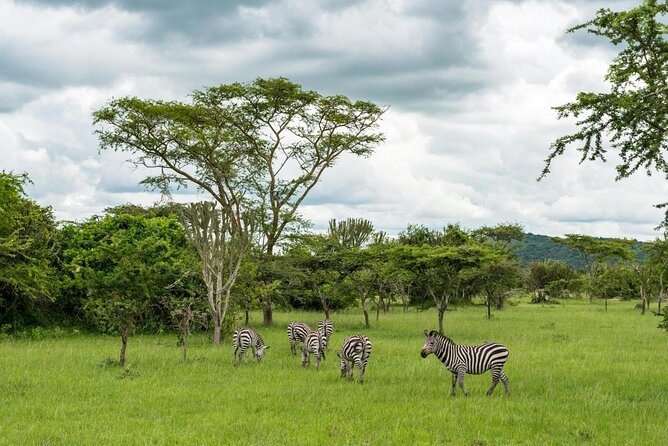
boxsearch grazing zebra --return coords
[233,327,270,365]
[337,335,372,384]
[420,330,510,397]
[287,322,312,355]
[301,330,326,369]
[317,319,334,350]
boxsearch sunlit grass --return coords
[0,299,666,445]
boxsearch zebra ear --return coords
[424,330,429,337]
[265,345,270,349]
[336,352,341,358]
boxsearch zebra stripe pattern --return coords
[233,327,270,364]
[337,335,372,384]
[301,330,326,369]
[317,319,334,350]
[287,322,312,355]
[420,330,510,396]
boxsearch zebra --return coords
[420,330,510,397]
[301,330,326,369]
[287,322,312,355]
[317,319,334,350]
[233,327,270,365]
[336,335,372,384]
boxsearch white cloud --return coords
[0,0,665,241]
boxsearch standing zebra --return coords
[287,322,312,355]
[233,327,270,365]
[317,319,334,350]
[302,330,326,369]
[420,330,510,397]
[337,335,372,384]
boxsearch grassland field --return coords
[0,298,666,446]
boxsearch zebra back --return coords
[317,319,333,349]
[304,330,326,356]
[287,322,312,342]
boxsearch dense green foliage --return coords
[0,302,666,445]
[0,173,58,328]
[3,182,667,338]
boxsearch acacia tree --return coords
[94,77,385,326]
[541,1,668,222]
[550,234,633,303]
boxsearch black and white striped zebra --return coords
[301,330,326,369]
[337,335,372,384]
[317,319,334,350]
[420,330,510,396]
[233,327,270,365]
[287,322,312,355]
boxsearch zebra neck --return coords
[436,340,456,367]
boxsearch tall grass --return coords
[0,299,666,445]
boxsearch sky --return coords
[1,0,666,240]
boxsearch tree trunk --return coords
[438,307,445,334]
[263,294,273,326]
[245,303,250,326]
[182,331,189,361]
[361,296,370,329]
[213,316,222,345]
[486,296,491,320]
[605,297,608,313]
[320,292,331,321]
[375,300,381,322]
[119,326,130,367]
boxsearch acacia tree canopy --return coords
[541,1,668,182]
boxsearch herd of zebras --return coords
[233,321,511,395]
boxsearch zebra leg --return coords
[233,346,239,365]
[356,358,365,384]
[301,347,309,367]
[315,353,321,370]
[500,372,510,396]
[486,370,500,396]
[290,340,296,356]
[457,370,469,397]
[450,373,457,396]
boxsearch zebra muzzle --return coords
[420,349,428,358]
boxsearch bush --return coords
[659,308,668,332]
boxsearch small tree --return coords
[180,202,254,345]
[73,214,187,366]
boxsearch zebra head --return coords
[420,330,439,358]
[256,344,270,361]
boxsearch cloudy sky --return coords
[2,0,666,240]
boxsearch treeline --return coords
[514,233,648,269]
[2,172,667,343]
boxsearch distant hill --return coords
[512,233,647,270]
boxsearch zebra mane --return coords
[427,330,456,345]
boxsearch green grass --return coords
[1,299,666,445]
